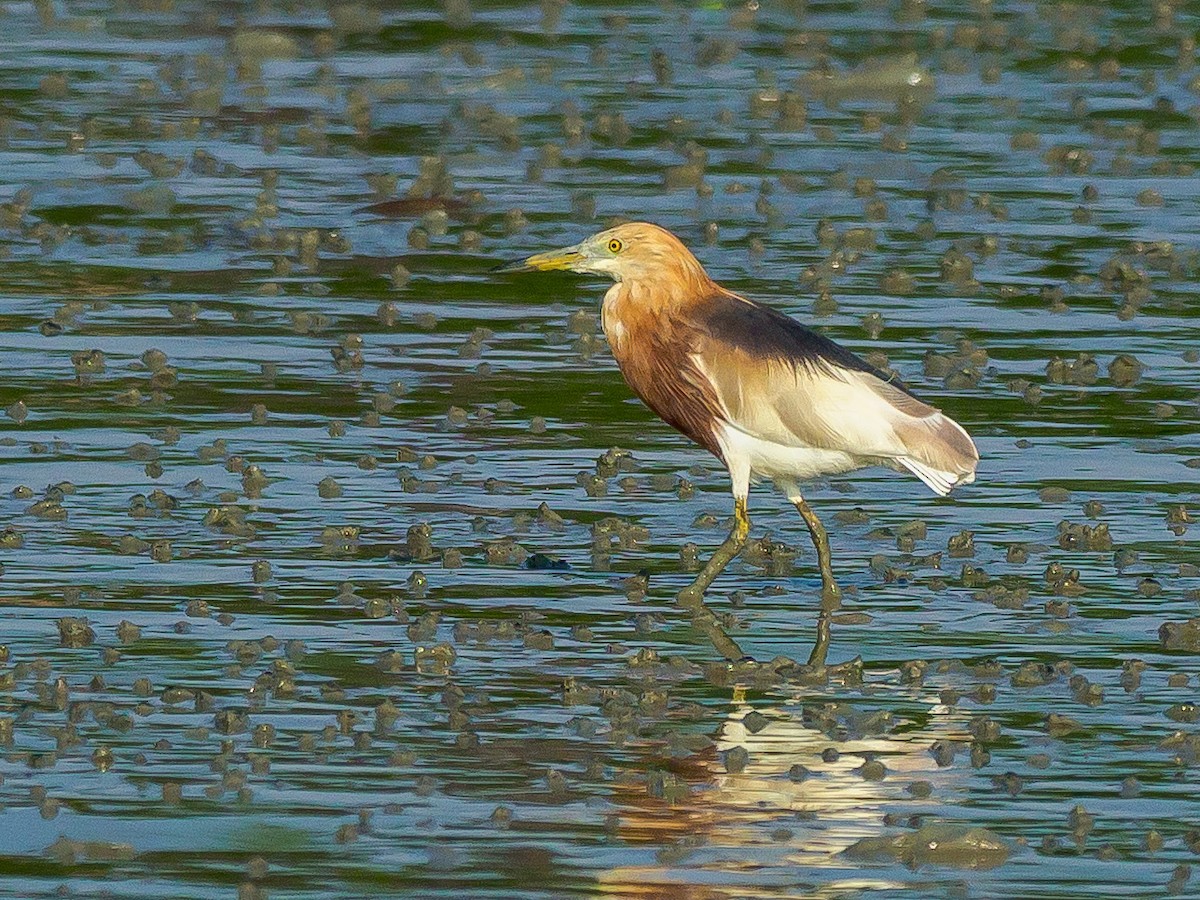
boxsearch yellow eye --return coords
[607,238,623,254]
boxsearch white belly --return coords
[715,422,862,482]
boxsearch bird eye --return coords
[607,238,623,253]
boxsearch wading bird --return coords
[497,223,978,667]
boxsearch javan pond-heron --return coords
[497,222,978,668]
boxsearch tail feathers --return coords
[899,456,975,496]
[895,412,979,496]
[860,373,979,495]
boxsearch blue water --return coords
[0,1,1198,897]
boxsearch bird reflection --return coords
[599,684,970,898]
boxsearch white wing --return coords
[692,336,978,496]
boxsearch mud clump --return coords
[844,825,1010,870]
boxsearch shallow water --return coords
[1,1,1198,897]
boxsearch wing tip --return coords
[900,457,976,496]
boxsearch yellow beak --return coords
[493,246,584,273]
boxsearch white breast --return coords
[600,283,627,349]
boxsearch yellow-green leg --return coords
[676,497,750,661]
[793,497,840,667]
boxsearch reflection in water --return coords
[603,684,971,898]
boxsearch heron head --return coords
[495,222,709,285]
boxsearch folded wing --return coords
[687,291,979,495]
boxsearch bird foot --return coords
[785,654,864,686]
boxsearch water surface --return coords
[1,1,1198,897]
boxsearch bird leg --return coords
[792,497,840,667]
[678,496,750,603]
[676,496,750,661]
